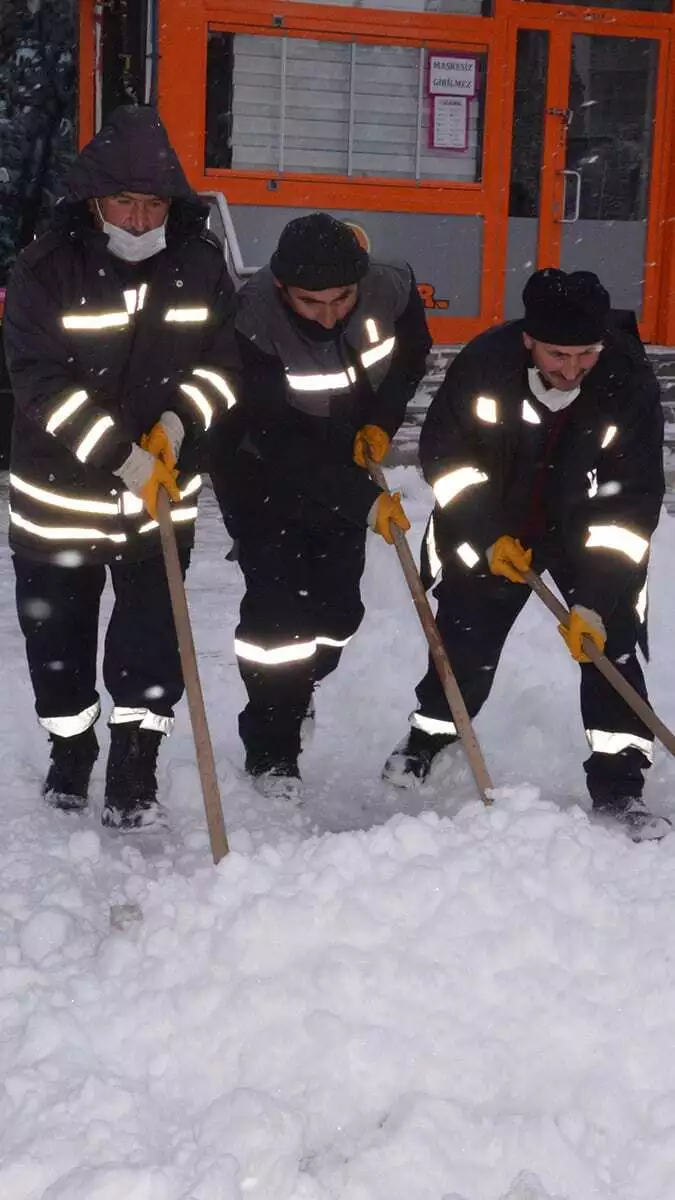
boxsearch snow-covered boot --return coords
[594,793,672,842]
[382,727,457,788]
[43,726,99,812]
[245,748,302,802]
[102,725,167,830]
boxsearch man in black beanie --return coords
[210,212,432,799]
[383,267,667,838]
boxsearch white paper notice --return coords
[432,96,468,151]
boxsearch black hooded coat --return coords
[3,105,239,564]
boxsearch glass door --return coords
[506,21,667,333]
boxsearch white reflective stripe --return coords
[426,517,442,581]
[365,318,380,345]
[110,706,172,735]
[164,307,209,323]
[587,469,598,499]
[316,634,352,648]
[138,506,199,534]
[601,424,618,449]
[123,289,137,314]
[433,466,489,509]
[585,729,653,761]
[75,414,115,462]
[10,473,118,515]
[62,312,129,329]
[179,383,213,429]
[234,638,317,666]
[411,712,457,736]
[137,283,148,310]
[636,580,648,623]
[193,368,237,409]
[585,524,649,565]
[9,507,126,542]
[456,541,480,568]
[522,399,541,425]
[46,389,89,436]
[286,367,356,392]
[180,475,202,499]
[39,701,101,738]
[360,337,395,369]
[475,395,498,423]
[121,492,144,516]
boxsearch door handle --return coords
[561,169,582,223]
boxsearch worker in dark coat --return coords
[383,269,666,835]
[3,104,239,829]
[211,213,432,799]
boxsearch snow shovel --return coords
[367,459,494,805]
[523,566,675,758]
[157,488,230,863]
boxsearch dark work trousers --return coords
[416,547,653,804]
[235,512,367,764]
[13,550,190,726]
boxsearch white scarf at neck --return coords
[528,367,580,413]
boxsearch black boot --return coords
[102,724,167,830]
[382,726,457,788]
[43,726,99,812]
[245,745,302,801]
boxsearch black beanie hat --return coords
[522,268,611,345]
[270,212,369,291]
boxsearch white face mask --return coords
[527,367,580,413]
[95,201,167,262]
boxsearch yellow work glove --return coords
[559,605,606,663]
[141,410,185,472]
[369,492,411,544]
[139,458,181,519]
[113,443,181,520]
[487,535,533,584]
[353,424,391,469]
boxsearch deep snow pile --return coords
[1,468,675,1200]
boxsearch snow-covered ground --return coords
[2,467,675,1200]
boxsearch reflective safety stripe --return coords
[10,473,118,515]
[286,367,357,392]
[475,395,498,423]
[164,307,209,323]
[179,382,213,429]
[585,523,649,564]
[110,706,173,735]
[585,728,653,762]
[46,389,89,435]
[234,637,316,665]
[411,712,457,736]
[193,367,237,409]
[316,634,352,648]
[587,469,598,499]
[38,700,101,738]
[636,579,648,623]
[433,465,489,509]
[75,414,115,463]
[365,318,380,344]
[123,284,148,315]
[9,507,127,542]
[62,312,129,330]
[426,517,442,580]
[121,492,145,516]
[360,337,395,369]
[138,506,199,534]
[180,475,202,499]
[601,424,618,449]
[522,399,541,425]
[456,541,480,568]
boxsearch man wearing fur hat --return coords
[3,105,239,829]
[211,211,432,798]
[383,268,666,835]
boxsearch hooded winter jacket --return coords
[211,263,431,531]
[421,320,664,619]
[3,105,239,564]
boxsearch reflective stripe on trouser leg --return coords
[410,711,457,737]
[39,700,101,738]
[585,729,654,763]
[109,706,173,735]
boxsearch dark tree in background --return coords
[0,0,77,287]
